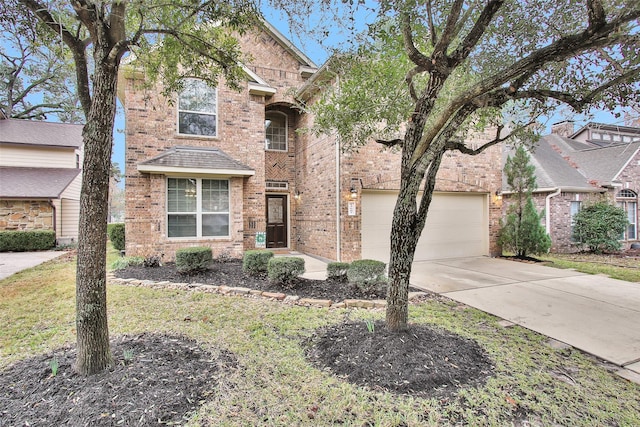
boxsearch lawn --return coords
[539,251,640,282]
[1,248,639,426]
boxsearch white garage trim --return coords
[361,190,489,263]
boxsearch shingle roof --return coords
[0,119,83,149]
[0,167,80,198]
[505,130,640,192]
[137,146,255,176]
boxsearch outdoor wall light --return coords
[495,190,502,200]
[350,187,358,199]
[294,190,301,200]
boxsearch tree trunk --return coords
[385,179,422,331]
[75,54,118,375]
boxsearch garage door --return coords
[361,191,488,262]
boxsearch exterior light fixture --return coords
[294,190,301,200]
[350,187,358,199]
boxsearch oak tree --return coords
[0,0,259,375]
[303,0,640,331]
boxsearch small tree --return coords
[573,201,627,253]
[499,146,551,257]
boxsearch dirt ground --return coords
[1,260,493,425]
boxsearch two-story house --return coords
[502,121,640,252]
[0,114,84,244]
[120,20,503,263]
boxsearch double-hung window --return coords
[570,201,581,241]
[178,78,217,137]
[617,189,637,240]
[167,178,229,238]
[265,112,287,151]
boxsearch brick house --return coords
[120,21,503,263]
[502,121,640,253]
[0,114,83,245]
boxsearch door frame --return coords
[265,193,290,249]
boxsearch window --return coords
[265,112,287,151]
[617,189,637,240]
[178,78,217,137]
[167,178,229,238]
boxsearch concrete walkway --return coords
[0,251,66,280]
[409,257,640,380]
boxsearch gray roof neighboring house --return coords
[0,167,80,198]
[0,119,84,149]
[570,141,640,186]
[137,146,255,176]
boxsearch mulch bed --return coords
[1,258,495,425]
[0,333,237,426]
[114,259,403,302]
[306,320,493,400]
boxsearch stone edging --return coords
[108,274,429,309]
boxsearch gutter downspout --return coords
[48,199,57,243]
[545,188,561,236]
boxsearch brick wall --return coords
[0,200,53,231]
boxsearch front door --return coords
[266,195,287,248]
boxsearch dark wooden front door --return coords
[266,195,287,248]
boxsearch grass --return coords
[1,246,639,426]
[538,252,640,282]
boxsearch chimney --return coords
[551,120,574,137]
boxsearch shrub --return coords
[110,256,144,270]
[327,262,350,281]
[107,223,125,251]
[0,230,56,252]
[175,246,212,273]
[242,250,274,275]
[267,257,305,285]
[573,202,628,253]
[347,259,387,293]
[143,255,162,267]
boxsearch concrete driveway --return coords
[0,251,66,280]
[409,256,640,380]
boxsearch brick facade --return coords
[122,24,504,262]
[0,200,53,231]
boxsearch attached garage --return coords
[361,191,489,262]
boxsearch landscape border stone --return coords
[107,273,429,309]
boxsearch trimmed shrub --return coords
[107,223,125,251]
[242,250,274,275]
[327,262,350,281]
[110,256,144,270]
[0,230,56,252]
[573,201,628,253]
[347,259,387,293]
[175,246,212,273]
[267,257,305,285]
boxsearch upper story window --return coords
[178,78,217,137]
[265,112,287,151]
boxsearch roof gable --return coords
[0,119,83,149]
[0,167,80,198]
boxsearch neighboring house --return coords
[502,121,640,252]
[120,20,503,263]
[0,116,84,244]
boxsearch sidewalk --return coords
[0,251,66,280]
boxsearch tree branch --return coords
[400,11,432,70]
[449,0,505,67]
[586,0,606,32]
[432,0,464,59]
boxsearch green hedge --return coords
[0,230,56,252]
[242,250,274,275]
[327,261,350,281]
[267,257,305,285]
[107,223,125,251]
[347,259,387,293]
[175,246,212,273]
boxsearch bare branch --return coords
[449,0,504,67]
[432,0,464,59]
[400,12,432,70]
[426,0,437,47]
[586,0,606,32]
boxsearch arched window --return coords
[617,189,638,240]
[265,112,287,151]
